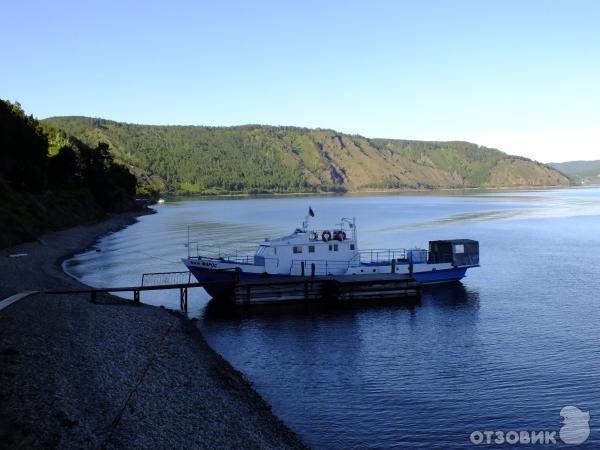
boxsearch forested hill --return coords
[43,116,570,194]
[549,160,600,185]
[0,101,139,247]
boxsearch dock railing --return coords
[39,266,420,309]
[43,270,241,313]
[141,271,192,287]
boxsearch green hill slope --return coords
[0,102,139,247]
[43,116,570,194]
[549,160,600,185]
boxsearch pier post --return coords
[134,290,140,304]
[311,263,315,278]
[391,259,396,274]
[301,261,305,277]
[90,291,97,304]
[180,287,188,313]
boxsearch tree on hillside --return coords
[47,139,137,210]
[47,146,80,188]
[0,100,48,191]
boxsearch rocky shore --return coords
[0,211,306,449]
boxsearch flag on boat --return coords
[308,206,315,217]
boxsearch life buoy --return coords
[309,231,318,241]
[336,231,346,241]
[322,230,332,241]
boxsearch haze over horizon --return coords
[2,0,599,163]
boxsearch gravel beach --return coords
[0,212,306,449]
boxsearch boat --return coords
[182,213,479,300]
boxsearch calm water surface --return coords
[67,189,600,449]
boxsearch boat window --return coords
[293,246,303,254]
[308,245,315,253]
[328,244,338,251]
[454,244,465,254]
[256,245,267,256]
[350,244,355,250]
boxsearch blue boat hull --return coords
[412,267,468,284]
[187,266,279,298]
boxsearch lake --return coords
[66,188,600,449]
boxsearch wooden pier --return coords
[43,279,200,312]
[40,271,420,311]
[232,274,420,305]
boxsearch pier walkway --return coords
[2,270,421,314]
[1,270,421,313]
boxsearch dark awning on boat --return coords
[428,239,479,266]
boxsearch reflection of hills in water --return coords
[378,210,529,232]
[187,220,284,255]
[377,194,600,232]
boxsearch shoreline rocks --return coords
[0,211,306,449]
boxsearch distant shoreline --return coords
[161,184,595,201]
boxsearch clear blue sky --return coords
[2,0,599,162]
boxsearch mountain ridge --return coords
[43,116,570,194]
[549,160,600,185]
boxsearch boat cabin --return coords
[254,219,358,275]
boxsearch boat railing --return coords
[290,259,350,276]
[187,241,253,260]
[196,254,279,267]
[219,255,255,264]
[357,249,409,265]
